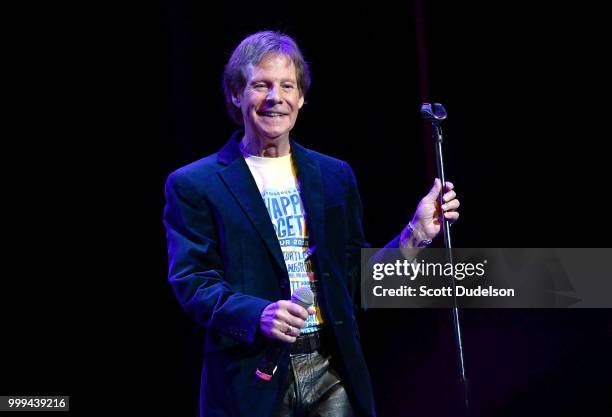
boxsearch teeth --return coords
[261,112,284,117]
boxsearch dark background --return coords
[2,0,611,416]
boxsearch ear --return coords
[298,95,304,109]
[231,95,241,108]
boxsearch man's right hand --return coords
[259,300,316,343]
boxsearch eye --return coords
[253,83,268,90]
[282,84,295,90]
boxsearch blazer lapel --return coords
[290,140,325,251]
[217,132,288,275]
[215,133,326,275]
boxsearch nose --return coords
[266,85,283,103]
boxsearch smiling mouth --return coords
[258,111,287,118]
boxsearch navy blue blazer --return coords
[164,131,377,417]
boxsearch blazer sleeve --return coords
[341,161,371,314]
[342,161,403,315]
[163,171,270,345]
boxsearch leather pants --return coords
[271,349,356,417]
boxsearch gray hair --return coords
[222,31,311,125]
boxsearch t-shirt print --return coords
[262,186,323,334]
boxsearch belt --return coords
[290,330,323,355]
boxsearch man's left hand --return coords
[409,178,460,242]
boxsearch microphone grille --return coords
[291,286,314,308]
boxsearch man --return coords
[164,31,460,417]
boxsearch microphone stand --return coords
[421,103,469,415]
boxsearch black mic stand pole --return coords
[421,103,469,415]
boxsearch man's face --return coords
[234,54,304,143]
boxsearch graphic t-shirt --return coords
[242,148,324,334]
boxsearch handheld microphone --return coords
[255,286,314,381]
